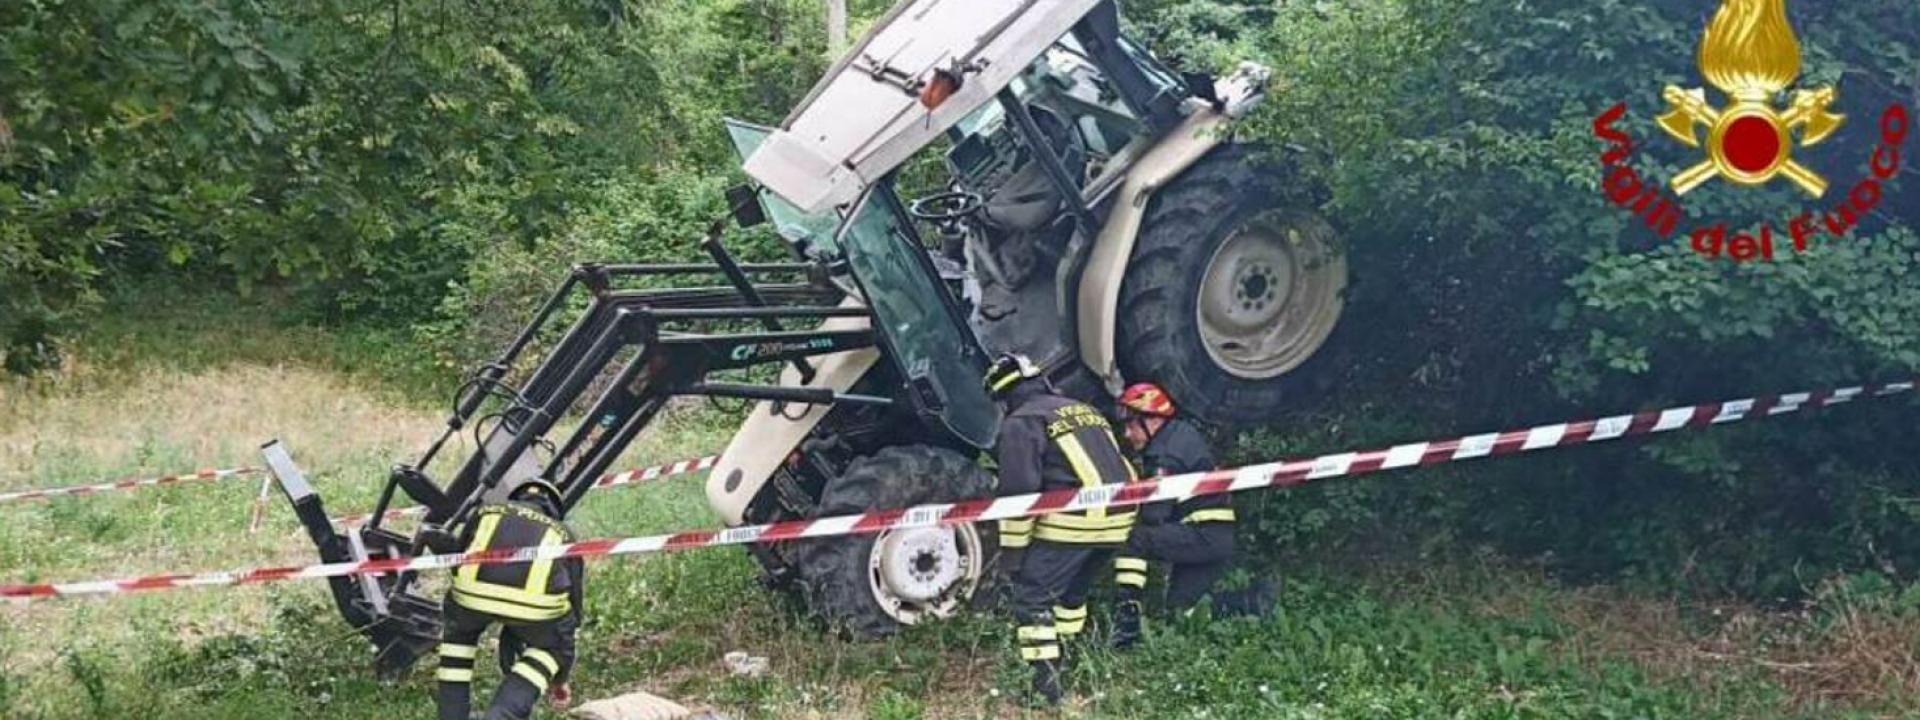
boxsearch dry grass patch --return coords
[0,360,439,482]
[1466,570,1920,716]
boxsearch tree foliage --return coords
[0,0,835,369]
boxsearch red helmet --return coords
[1117,382,1176,417]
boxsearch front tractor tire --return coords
[1117,148,1349,426]
[794,445,995,637]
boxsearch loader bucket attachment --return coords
[260,441,443,677]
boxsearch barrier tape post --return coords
[247,473,274,534]
[0,467,263,505]
[4,378,1912,600]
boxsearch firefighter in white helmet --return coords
[984,353,1137,705]
[435,479,582,719]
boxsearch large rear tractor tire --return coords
[794,445,996,637]
[1117,147,1349,426]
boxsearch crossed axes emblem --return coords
[1656,85,1845,197]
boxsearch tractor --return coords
[267,0,1349,672]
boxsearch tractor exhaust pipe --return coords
[259,441,443,676]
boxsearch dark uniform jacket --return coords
[1135,419,1233,527]
[995,385,1137,545]
[451,501,586,626]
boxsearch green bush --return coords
[1146,0,1920,599]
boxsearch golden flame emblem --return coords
[1657,0,1844,197]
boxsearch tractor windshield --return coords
[835,185,998,448]
[725,119,842,257]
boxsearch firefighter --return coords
[984,353,1137,705]
[435,479,583,720]
[1109,382,1235,649]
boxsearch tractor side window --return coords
[836,187,999,448]
[726,119,843,257]
[1018,37,1150,187]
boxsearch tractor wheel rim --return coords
[867,522,982,625]
[1195,210,1348,379]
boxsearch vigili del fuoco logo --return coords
[1591,0,1910,261]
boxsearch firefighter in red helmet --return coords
[1110,382,1239,648]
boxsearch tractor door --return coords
[727,118,996,449]
[836,183,999,449]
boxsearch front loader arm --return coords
[264,232,889,674]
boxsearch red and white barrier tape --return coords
[4,378,1911,600]
[0,467,262,505]
[326,455,721,527]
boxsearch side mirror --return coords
[726,183,768,228]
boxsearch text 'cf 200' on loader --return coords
[265,0,1352,673]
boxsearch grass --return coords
[2,291,1916,719]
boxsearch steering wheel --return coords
[908,190,985,223]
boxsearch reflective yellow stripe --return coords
[1183,508,1237,524]
[454,512,504,588]
[452,578,570,610]
[438,643,478,659]
[523,527,560,594]
[1055,606,1091,635]
[451,591,570,622]
[436,667,474,683]
[510,662,551,693]
[454,507,573,620]
[1053,434,1107,520]
[1020,645,1060,661]
[990,371,1024,392]
[1032,525,1132,544]
[1117,571,1148,588]
[1035,509,1134,531]
[1017,625,1058,642]
[998,518,1034,548]
[521,648,561,676]
[1114,557,1148,572]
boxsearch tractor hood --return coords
[743,0,1104,213]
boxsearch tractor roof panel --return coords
[744,0,1103,213]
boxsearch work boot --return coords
[1029,659,1063,706]
[1111,599,1144,650]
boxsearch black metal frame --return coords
[266,215,901,675]
[1072,1,1188,132]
